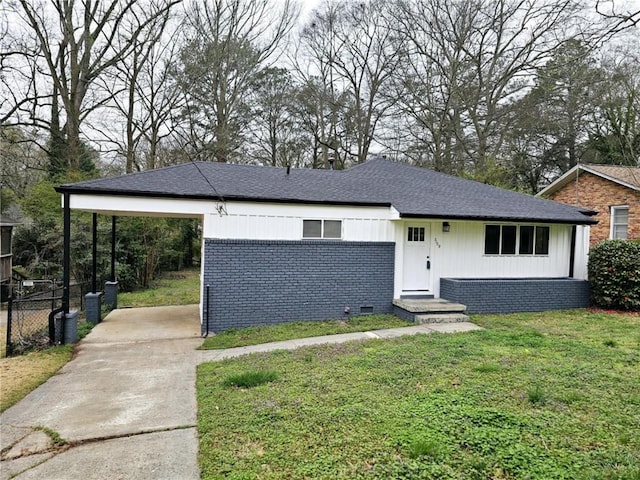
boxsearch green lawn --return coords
[118,268,200,307]
[201,314,412,349]
[197,310,640,479]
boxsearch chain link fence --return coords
[3,280,89,357]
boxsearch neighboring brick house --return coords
[538,164,640,247]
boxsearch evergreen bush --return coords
[588,240,640,311]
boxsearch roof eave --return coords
[399,212,597,225]
[54,186,391,209]
[583,166,640,192]
[537,165,580,197]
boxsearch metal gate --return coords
[4,280,62,356]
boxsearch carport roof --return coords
[56,158,597,224]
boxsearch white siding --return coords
[67,195,396,241]
[393,220,574,298]
[203,203,395,241]
[68,194,210,217]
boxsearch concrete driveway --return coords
[0,305,204,480]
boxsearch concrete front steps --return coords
[393,298,469,324]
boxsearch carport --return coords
[54,171,225,335]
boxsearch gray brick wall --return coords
[202,239,395,333]
[440,278,591,314]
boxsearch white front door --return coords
[402,224,432,292]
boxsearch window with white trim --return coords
[484,225,549,255]
[610,206,629,240]
[302,219,342,239]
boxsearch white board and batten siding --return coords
[203,202,397,241]
[392,220,577,298]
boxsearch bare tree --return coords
[596,0,640,36]
[96,7,183,172]
[390,0,586,177]
[5,0,182,173]
[174,0,298,163]
[246,67,309,167]
[388,0,473,173]
[1,6,52,132]
[0,127,48,201]
[294,0,398,167]
[294,2,349,169]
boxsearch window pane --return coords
[407,227,425,242]
[484,225,500,254]
[303,220,322,238]
[612,207,628,239]
[535,226,550,255]
[0,227,11,256]
[323,220,342,239]
[613,225,628,240]
[614,208,629,223]
[501,226,517,254]
[519,226,534,254]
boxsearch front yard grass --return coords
[200,314,412,349]
[197,309,640,479]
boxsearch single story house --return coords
[56,158,597,332]
[538,163,640,246]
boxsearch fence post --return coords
[6,296,12,357]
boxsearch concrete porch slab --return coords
[393,298,467,313]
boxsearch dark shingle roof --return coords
[56,158,596,224]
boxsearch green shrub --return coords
[588,240,640,311]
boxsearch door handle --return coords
[426,260,431,270]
